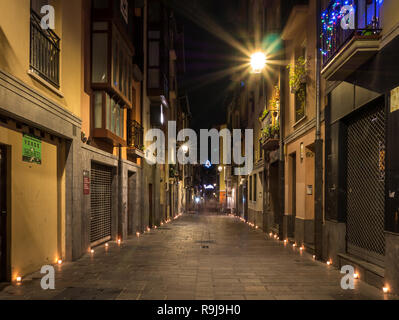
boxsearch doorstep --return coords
[0,282,9,292]
[338,253,385,289]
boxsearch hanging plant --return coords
[261,122,280,141]
[259,109,270,122]
[295,86,306,120]
[287,56,308,94]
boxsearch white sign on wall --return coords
[391,86,399,113]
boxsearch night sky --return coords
[168,0,242,132]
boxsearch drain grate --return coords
[195,240,215,244]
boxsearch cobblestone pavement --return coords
[0,213,395,300]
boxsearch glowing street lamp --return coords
[250,52,267,73]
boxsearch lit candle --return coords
[383,287,389,293]
[354,273,359,279]
[58,259,62,265]
[16,276,22,283]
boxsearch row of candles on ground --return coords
[14,214,184,284]
[89,213,184,253]
[228,213,391,294]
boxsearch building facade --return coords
[0,0,186,282]
[321,0,399,292]
[0,0,84,281]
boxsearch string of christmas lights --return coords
[320,0,354,57]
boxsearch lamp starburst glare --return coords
[250,52,267,73]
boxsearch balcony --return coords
[261,122,280,152]
[321,0,382,81]
[30,10,60,88]
[127,120,144,158]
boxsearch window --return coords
[92,33,108,83]
[294,46,307,122]
[94,92,103,128]
[31,0,48,15]
[93,92,126,139]
[249,175,253,201]
[254,174,257,202]
[111,28,133,102]
[91,23,133,105]
[295,83,306,122]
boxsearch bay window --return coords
[93,92,126,142]
[91,22,133,107]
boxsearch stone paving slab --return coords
[0,213,397,300]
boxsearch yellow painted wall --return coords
[284,123,325,221]
[0,125,60,279]
[0,0,83,118]
[282,0,318,138]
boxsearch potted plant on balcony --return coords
[261,126,270,141]
[287,56,308,94]
[259,109,270,122]
[270,122,280,139]
[261,122,280,142]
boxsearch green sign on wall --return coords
[22,134,42,164]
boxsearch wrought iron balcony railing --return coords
[30,10,60,88]
[128,120,144,151]
[321,0,382,67]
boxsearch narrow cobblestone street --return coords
[0,213,393,300]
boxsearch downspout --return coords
[314,0,324,260]
[279,47,285,241]
[118,144,123,240]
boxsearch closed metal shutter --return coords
[346,103,385,266]
[90,163,113,246]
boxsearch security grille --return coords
[90,163,113,245]
[346,103,385,265]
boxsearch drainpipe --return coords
[118,144,123,240]
[279,58,285,241]
[314,0,324,260]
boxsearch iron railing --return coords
[321,0,382,66]
[128,120,144,150]
[30,10,60,88]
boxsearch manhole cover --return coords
[195,240,215,244]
